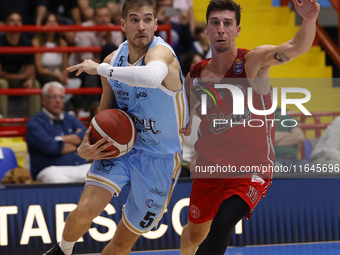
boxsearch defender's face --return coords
[206,10,240,53]
[121,6,158,49]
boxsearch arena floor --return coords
[80,241,340,255]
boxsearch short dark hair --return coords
[206,0,241,26]
[4,9,22,23]
[94,3,109,16]
[122,0,156,20]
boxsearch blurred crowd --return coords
[0,0,208,119]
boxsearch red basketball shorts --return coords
[188,175,272,223]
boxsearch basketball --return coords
[89,109,137,157]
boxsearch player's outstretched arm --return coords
[249,0,320,69]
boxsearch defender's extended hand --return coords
[67,59,100,76]
[292,0,320,23]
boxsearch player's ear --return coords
[236,25,241,37]
[121,18,126,33]
[154,18,158,31]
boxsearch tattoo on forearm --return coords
[274,52,290,63]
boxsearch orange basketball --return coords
[89,109,137,157]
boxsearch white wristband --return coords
[97,63,113,77]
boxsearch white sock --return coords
[59,238,76,255]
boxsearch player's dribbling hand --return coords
[292,0,320,23]
[67,59,100,76]
[77,127,118,160]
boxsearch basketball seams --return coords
[90,109,136,157]
[91,118,127,153]
[103,110,130,153]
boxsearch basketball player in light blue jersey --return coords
[42,0,189,255]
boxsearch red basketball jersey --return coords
[190,48,275,179]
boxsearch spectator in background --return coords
[274,110,310,171]
[26,82,90,183]
[311,116,340,166]
[78,0,121,23]
[171,0,196,35]
[46,0,82,25]
[0,0,47,26]
[69,3,123,112]
[45,0,82,45]
[180,51,204,77]
[193,21,212,59]
[32,12,83,114]
[0,11,40,118]
[156,0,194,60]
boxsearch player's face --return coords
[42,87,65,118]
[122,6,158,49]
[206,10,240,53]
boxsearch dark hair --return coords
[34,13,63,46]
[180,51,204,77]
[4,9,22,23]
[194,22,206,38]
[122,0,156,20]
[94,3,109,16]
[206,0,241,26]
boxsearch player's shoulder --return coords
[189,59,210,76]
[103,50,117,64]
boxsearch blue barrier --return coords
[0,178,339,255]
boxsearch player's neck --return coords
[127,44,149,64]
[209,47,238,75]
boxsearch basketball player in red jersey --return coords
[180,0,320,254]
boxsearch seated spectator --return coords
[32,12,83,113]
[274,110,310,171]
[171,0,196,35]
[156,0,194,60]
[26,82,91,183]
[0,11,40,118]
[0,1,47,26]
[69,3,123,111]
[180,51,204,77]
[45,0,82,45]
[193,21,212,59]
[311,116,340,166]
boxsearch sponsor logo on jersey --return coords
[234,58,243,74]
[145,199,164,210]
[98,160,115,173]
[190,204,201,219]
[150,187,167,197]
[136,88,148,101]
[116,90,129,101]
[139,137,160,145]
[132,115,161,135]
[251,174,265,185]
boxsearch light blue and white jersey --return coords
[108,36,189,157]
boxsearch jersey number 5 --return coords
[140,211,156,228]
